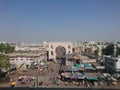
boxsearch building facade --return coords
[48,42,73,60]
[15,42,48,51]
[8,51,47,67]
[103,56,120,73]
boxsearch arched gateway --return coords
[48,42,73,60]
[56,46,66,59]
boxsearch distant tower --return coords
[114,41,117,57]
[98,45,102,57]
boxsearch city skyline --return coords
[0,0,120,42]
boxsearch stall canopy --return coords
[75,72,85,79]
[72,67,78,72]
[10,81,16,86]
[85,66,93,70]
[85,73,99,81]
[71,72,77,79]
[61,72,71,78]
[84,63,91,67]
[84,63,93,70]
[75,64,84,68]
[86,77,98,81]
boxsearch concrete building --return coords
[48,42,73,60]
[15,42,48,51]
[8,51,47,67]
[103,56,120,73]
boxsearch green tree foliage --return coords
[0,43,14,69]
[5,44,15,53]
[0,54,11,69]
[0,43,15,54]
[0,43,5,52]
[102,44,120,57]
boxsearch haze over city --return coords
[1,1,120,89]
[0,0,120,42]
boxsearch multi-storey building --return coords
[15,42,48,51]
[102,56,120,73]
[7,51,47,67]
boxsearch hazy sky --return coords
[0,0,120,42]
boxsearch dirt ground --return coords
[0,61,120,89]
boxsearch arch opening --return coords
[55,46,66,59]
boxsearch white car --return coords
[31,77,35,80]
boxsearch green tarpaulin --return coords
[84,64,91,67]
[86,77,98,81]
[76,64,84,68]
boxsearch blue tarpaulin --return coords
[84,64,91,67]
[85,66,93,69]
[72,67,78,72]
[75,73,85,79]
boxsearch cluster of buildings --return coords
[0,41,120,74]
[5,42,48,68]
[7,51,47,68]
[14,42,48,51]
[73,41,110,55]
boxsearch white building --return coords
[103,56,120,73]
[15,42,48,51]
[8,51,47,67]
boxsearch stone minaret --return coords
[114,41,117,57]
[98,45,102,57]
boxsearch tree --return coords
[0,43,14,69]
[0,54,11,69]
[0,43,5,52]
[0,43,15,54]
[5,44,15,53]
[102,44,120,57]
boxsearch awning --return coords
[85,66,93,69]
[10,82,16,85]
[61,72,71,78]
[76,64,84,68]
[86,77,98,81]
[75,73,85,79]
[85,64,91,67]
[44,62,48,65]
[72,67,78,72]
[85,73,99,80]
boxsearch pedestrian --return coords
[33,82,35,86]
[39,81,41,86]
[78,82,80,86]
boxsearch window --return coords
[68,45,71,49]
[51,51,53,55]
[115,59,118,62]
[11,59,14,60]
[51,45,53,49]
[30,59,33,60]
[68,51,71,53]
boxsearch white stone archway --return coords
[48,42,73,60]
